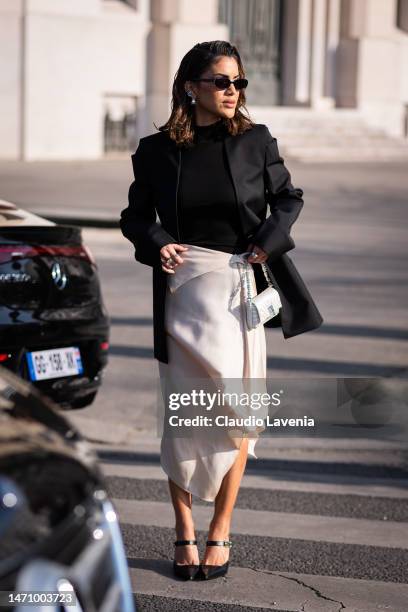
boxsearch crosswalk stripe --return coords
[104,475,408,522]
[112,498,408,549]
[127,562,408,612]
[121,523,408,584]
[99,461,408,499]
[97,440,408,609]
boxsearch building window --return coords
[218,0,282,105]
[103,96,138,154]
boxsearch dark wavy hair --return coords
[157,40,256,147]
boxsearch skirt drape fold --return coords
[159,244,267,502]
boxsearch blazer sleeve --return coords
[251,126,304,261]
[119,138,176,266]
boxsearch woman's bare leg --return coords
[201,437,249,565]
[168,478,200,565]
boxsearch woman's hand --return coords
[246,243,268,264]
[160,243,189,274]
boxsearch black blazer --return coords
[120,123,323,363]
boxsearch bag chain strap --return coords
[240,259,274,302]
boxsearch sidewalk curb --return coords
[39,213,119,228]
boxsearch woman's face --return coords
[186,56,242,122]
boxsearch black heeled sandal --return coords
[200,539,232,580]
[173,539,200,580]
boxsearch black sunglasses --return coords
[190,76,248,91]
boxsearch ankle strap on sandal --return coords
[174,539,197,546]
[206,540,232,547]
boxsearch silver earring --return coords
[186,90,196,105]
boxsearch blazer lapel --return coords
[223,134,265,235]
[158,135,182,241]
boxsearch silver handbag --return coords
[240,259,282,330]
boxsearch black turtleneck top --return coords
[177,119,248,254]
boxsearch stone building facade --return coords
[1,0,407,160]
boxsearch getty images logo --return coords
[51,262,68,290]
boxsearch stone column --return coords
[335,0,364,107]
[140,0,228,136]
[337,0,404,135]
[289,0,339,108]
[309,0,327,108]
[324,0,341,103]
[280,0,299,106]
[293,0,313,104]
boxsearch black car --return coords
[0,200,109,409]
[0,366,135,612]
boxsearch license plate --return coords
[26,346,83,381]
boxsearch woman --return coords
[120,40,323,581]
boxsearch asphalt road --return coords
[70,217,408,609]
[91,438,408,611]
[65,186,408,444]
[2,157,408,610]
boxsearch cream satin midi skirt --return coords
[158,243,268,502]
